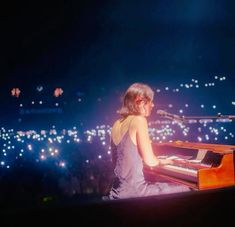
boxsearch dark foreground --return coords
[1,186,235,226]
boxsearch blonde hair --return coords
[118,83,154,117]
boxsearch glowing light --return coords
[197,137,202,142]
[28,144,32,151]
[48,138,53,143]
[54,88,63,97]
[11,88,21,98]
[59,162,66,167]
[36,85,43,92]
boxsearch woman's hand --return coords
[159,158,173,165]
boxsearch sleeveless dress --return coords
[108,126,190,199]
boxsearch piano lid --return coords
[153,140,235,154]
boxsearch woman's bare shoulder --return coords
[131,115,147,126]
[111,119,122,131]
[112,119,121,127]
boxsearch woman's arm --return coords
[134,116,172,167]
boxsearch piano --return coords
[144,141,235,190]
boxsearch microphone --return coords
[156,109,184,122]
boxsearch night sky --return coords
[1,0,235,128]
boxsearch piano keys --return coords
[144,141,235,190]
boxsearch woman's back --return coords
[111,115,137,147]
[110,116,146,199]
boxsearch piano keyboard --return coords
[162,164,197,177]
[156,163,198,182]
[148,155,216,184]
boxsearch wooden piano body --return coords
[144,141,235,190]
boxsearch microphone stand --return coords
[180,114,235,123]
[156,114,235,124]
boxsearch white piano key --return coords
[161,164,198,177]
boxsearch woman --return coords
[107,83,190,199]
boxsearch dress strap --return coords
[127,115,135,131]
